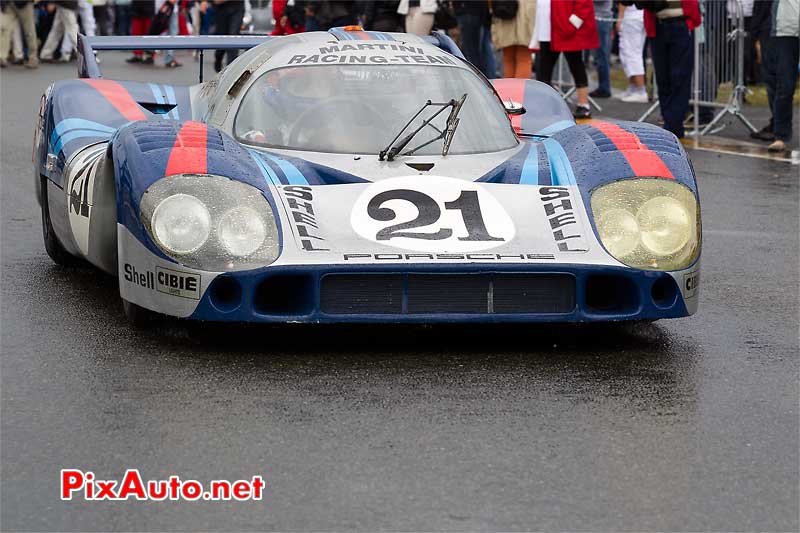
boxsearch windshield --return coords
[234,64,518,155]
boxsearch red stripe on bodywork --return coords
[82,79,146,122]
[491,78,526,134]
[165,121,208,176]
[590,121,674,179]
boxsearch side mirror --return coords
[504,100,526,116]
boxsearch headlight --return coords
[591,178,700,271]
[218,206,267,257]
[141,174,280,271]
[152,194,211,254]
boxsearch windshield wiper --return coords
[379,94,467,161]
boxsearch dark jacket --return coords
[131,0,156,18]
[453,0,489,17]
[361,1,403,29]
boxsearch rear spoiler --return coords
[77,34,272,81]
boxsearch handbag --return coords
[491,0,519,20]
[434,1,458,31]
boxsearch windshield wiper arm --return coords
[406,93,467,158]
[379,95,466,161]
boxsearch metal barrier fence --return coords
[639,0,757,136]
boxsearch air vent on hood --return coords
[405,162,435,172]
[139,102,177,115]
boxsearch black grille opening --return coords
[254,274,314,315]
[407,274,489,314]
[320,274,403,315]
[493,274,575,313]
[319,273,576,315]
[585,275,640,313]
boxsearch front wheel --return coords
[40,175,78,266]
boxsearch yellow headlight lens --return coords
[591,178,700,271]
[637,196,692,255]
[596,208,640,258]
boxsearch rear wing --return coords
[77,34,272,81]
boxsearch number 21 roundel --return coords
[351,176,515,252]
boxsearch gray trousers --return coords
[0,2,37,63]
[40,7,79,60]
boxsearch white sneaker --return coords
[621,90,648,103]
[615,87,632,100]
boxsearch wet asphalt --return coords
[1,53,798,532]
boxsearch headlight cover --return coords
[141,174,280,271]
[591,178,700,271]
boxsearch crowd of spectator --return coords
[0,0,797,150]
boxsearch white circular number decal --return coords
[351,176,515,252]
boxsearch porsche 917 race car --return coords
[33,28,701,325]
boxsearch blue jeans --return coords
[592,19,612,93]
[114,4,131,35]
[165,7,179,64]
[763,36,799,143]
[481,23,497,78]
[651,21,694,138]
[456,14,484,74]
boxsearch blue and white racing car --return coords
[34,28,701,326]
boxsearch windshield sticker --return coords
[318,44,425,54]
[350,176,515,253]
[288,53,456,66]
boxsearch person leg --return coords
[591,19,612,95]
[61,7,80,56]
[61,0,93,58]
[564,49,590,116]
[535,42,558,85]
[224,3,244,66]
[0,7,14,65]
[662,22,693,138]
[770,36,800,145]
[94,5,109,36]
[128,16,145,60]
[116,4,131,35]
[79,0,95,36]
[59,26,72,59]
[480,22,497,78]
[165,4,179,66]
[620,10,647,102]
[18,2,37,67]
[651,31,674,131]
[749,35,777,140]
[456,13,483,74]
[513,45,532,78]
[11,14,22,62]
[214,4,231,70]
[39,7,66,60]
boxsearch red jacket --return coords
[643,0,702,38]
[271,0,305,35]
[551,0,599,52]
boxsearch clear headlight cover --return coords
[590,178,700,271]
[141,174,280,271]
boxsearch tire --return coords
[122,298,158,328]
[40,175,79,266]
